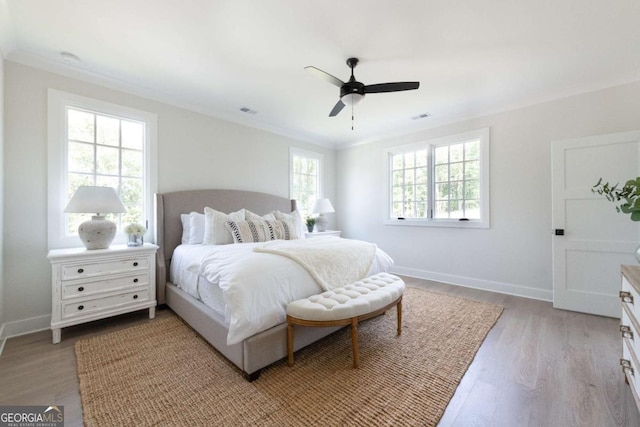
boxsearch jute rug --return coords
[75,287,503,426]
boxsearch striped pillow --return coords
[225,220,272,243]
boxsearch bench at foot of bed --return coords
[286,273,405,369]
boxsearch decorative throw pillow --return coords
[225,219,272,243]
[267,219,298,240]
[274,210,306,239]
[203,207,246,245]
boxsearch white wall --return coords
[337,81,640,300]
[2,61,335,332]
[0,57,5,339]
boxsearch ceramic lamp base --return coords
[78,215,117,250]
[315,214,328,232]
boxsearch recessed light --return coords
[60,52,80,64]
[240,107,257,114]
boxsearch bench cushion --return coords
[286,273,405,321]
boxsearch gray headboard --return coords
[154,189,296,304]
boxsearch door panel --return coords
[552,131,640,317]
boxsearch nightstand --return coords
[304,230,342,238]
[48,243,158,344]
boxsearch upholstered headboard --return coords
[154,189,296,304]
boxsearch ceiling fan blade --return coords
[364,82,420,93]
[305,66,345,88]
[329,100,346,117]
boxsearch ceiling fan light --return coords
[341,93,364,106]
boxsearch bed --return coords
[155,189,392,380]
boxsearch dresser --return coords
[620,265,640,411]
[48,243,158,344]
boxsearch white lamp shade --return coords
[64,186,126,214]
[311,198,335,214]
[341,93,364,106]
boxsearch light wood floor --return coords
[1,277,639,426]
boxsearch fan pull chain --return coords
[351,103,354,131]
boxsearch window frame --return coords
[384,128,490,229]
[47,89,158,249]
[289,147,323,217]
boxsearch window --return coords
[48,90,157,249]
[290,148,323,217]
[385,128,490,228]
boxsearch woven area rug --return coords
[75,287,503,426]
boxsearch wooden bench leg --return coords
[287,318,294,367]
[397,298,402,336]
[351,317,360,368]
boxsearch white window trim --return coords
[383,128,490,229]
[47,89,158,249]
[289,147,324,211]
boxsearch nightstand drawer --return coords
[62,273,150,299]
[61,257,149,280]
[62,289,150,319]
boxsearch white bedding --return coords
[172,238,394,345]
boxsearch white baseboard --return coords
[0,323,5,356]
[1,314,51,344]
[391,266,553,302]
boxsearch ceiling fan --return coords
[305,57,420,117]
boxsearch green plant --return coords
[592,177,640,221]
[305,216,315,227]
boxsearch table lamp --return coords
[311,198,335,232]
[64,186,127,249]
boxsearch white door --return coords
[552,131,640,317]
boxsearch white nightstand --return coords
[304,230,342,238]
[48,243,158,344]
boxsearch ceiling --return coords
[1,0,640,149]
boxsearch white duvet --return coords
[187,237,393,345]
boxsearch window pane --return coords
[434,146,448,164]
[416,167,428,184]
[68,173,94,198]
[68,109,94,143]
[392,202,403,217]
[392,186,403,202]
[122,149,143,177]
[465,180,480,199]
[435,183,449,200]
[435,201,449,218]
[392,170,404,187]
[450,200,463,217]
[392,154,404,170]
[96,175,119,189]
[450,182,464,199]
[465,160,480,181]
[404,152,415,169]
[122,120,144,150]
[416,184,428,203]
[96,146,120,175]
[405,169,415,186]
[97,115,119,146]
[122,178,143,212]
[449,162,463,181]
[435,164,448,182]
[68,142,94,173]
[415,150,428,167]
[465,140,480,160]
[465,200,480,218]
[68,213,92,234]
[308,159,317,175]
[450,143,464,162]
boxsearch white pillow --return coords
[180,214,190,244]
[274,210,306,239]
[188,212,205,244]
[245,210,277,222]
[203,207,246,245]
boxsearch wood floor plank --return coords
[0,278,639,426]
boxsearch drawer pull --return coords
[620,291,634,304]
[133,294,138,300]
[77,268,84,274]
[78,286,84,292]
[133,262,139,267]
[78,305,84,311]
[621,325,634,340]
[133,278,139,283]
[623,366,635,377]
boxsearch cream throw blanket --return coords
[254,237,377,291]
